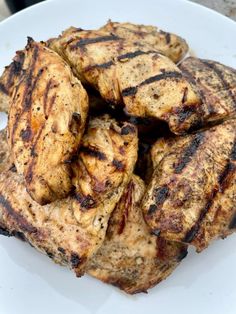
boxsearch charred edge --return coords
[80,146,106,160]
[70,253,81,268]
[46,251,54,259]
[20,126,32,142]
[11,230,26,241]
[0,226,11,237]
[202,60,236,108]
[122,71,183,97]
[0,195,37,234]
[121,125,136,135]
[177,247,188,262]
[184,158,235,243]
[229,212,236,229]
[112,159,125,171]
[74,193,96,209]
[174,133,204,174]
[70,34,120,49]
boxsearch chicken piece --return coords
[8,38,88,205]
[0,116,138,276]
[180,57,236,128]
[143,119,236,251]
[88,175,187,294]
[0,128,10,173]
[0,50,25,113]
[100,20,188,63]
[49,28,201,135]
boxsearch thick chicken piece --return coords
[88,175,187,294]
[0,116,138,276]
[49,28,201,135]
[180,57,236,128]
[8,38,88,205]
[100,20,188,63]
[0,50,25,113]
[143,119,236,251]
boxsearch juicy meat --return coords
[88,175,187,294]
[142,119,236,251]
[0,116,138,276]
[180,57,236,127]
[0,50,25,113]
[49,27,201,135]
[8,38,88,205]
[100,20,189,63]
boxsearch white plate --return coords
[0,1,236,313]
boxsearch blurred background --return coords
[0,0,236,22]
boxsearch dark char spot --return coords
[121,125,136,135]
[229,212,236,229]
[70,253,81,268]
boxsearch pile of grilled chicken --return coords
[0,20,235,294]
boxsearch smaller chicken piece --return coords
[0,50,25,113]
[180,57,236,128]
[88,175,187,294]
[8,38,88,205]
[100,20,189,63]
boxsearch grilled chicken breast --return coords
[0,50,25,113]
[0,116,138,275]
[100,20,189,63]
[180,57,236,128]
[88,175,187,294]
[143,119,236,251]
[50,27,201,135]
[8,38,88,205]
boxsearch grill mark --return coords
[43,79,53,116]
[202,60,236,109]
[80,146,106,160]
[122,71,183,97]
[184,151,236,243]
[0,195,37,234]
[11,45,39,145]
[174,133,204,174]
[84,50,157,72]
[117,50,157,61]
[148,186,169,215]
[70,34,120,49]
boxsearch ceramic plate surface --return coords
[0,0,236,313]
